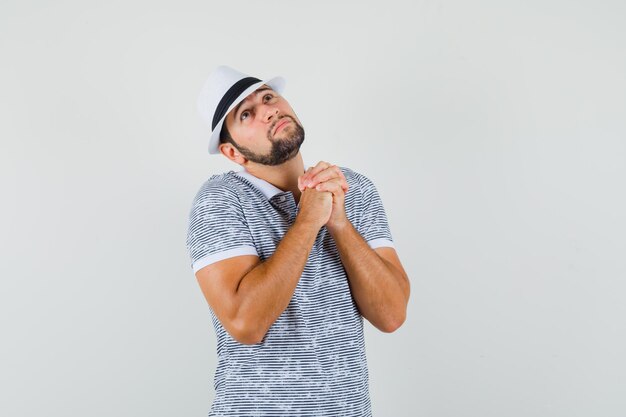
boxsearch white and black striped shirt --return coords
[186,164,394,417]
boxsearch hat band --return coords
[212,76,262,130]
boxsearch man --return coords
[187,65,410,417]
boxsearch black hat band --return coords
[212,76,262,130]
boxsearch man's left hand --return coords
[298,161,350,232]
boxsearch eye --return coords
[240,93,275,121]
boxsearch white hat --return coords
[197,65,286,155]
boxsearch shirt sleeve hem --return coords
[192,246,259,273]
[367,238,395,249]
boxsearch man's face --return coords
[220,85,305,166]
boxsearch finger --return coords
[303,161,331,185]
[298,175,305,192]
[307,166,350,194]
[299,167,314,191]
[338,171,349,193]
[307,164,341,187]
[315,180,346,206]
[306,165,349,192]
[300,167,314,189]
[308,177,349,194]
[314,178,344,195]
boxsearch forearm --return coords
[328,221,408,332]
[235,218,320,342]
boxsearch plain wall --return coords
[1,1,624,416]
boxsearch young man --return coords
[187,65,410,417]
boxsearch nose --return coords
[263,105,279,123]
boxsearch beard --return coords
[232,116,305,166]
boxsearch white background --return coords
[1,1,625,416]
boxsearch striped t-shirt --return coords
[186,164,394,417]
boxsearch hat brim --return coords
[208,75,286,155]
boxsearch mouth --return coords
[273,119,291,135]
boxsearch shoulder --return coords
[337,166,376,191]
[190,171,245,208]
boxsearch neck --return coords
[243,152,306,202]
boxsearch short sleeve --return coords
[356,174,395,249]
[186,180,258,273]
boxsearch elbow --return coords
[230,317,265,345]
[380,311,407,333]
[234,334,263,345]
[232,330,263,345]
[380,292,409,333]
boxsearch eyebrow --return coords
[232,86,273,122]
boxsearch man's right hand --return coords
[296,186,333,229]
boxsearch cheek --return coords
[285,108,299,122]
[245,126,271,143]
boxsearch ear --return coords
[219,143,247,165]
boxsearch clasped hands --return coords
[297,161,350,231]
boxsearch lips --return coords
[274,119,290,135]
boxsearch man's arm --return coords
[214,217,320,344]
[196,190,332,344]
[297,163,410,332]
[327,221,410,332]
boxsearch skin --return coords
[215,85,410,333]
[218,84,309,205]
[299,161,410,331]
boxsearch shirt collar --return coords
[233,162,311,200]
